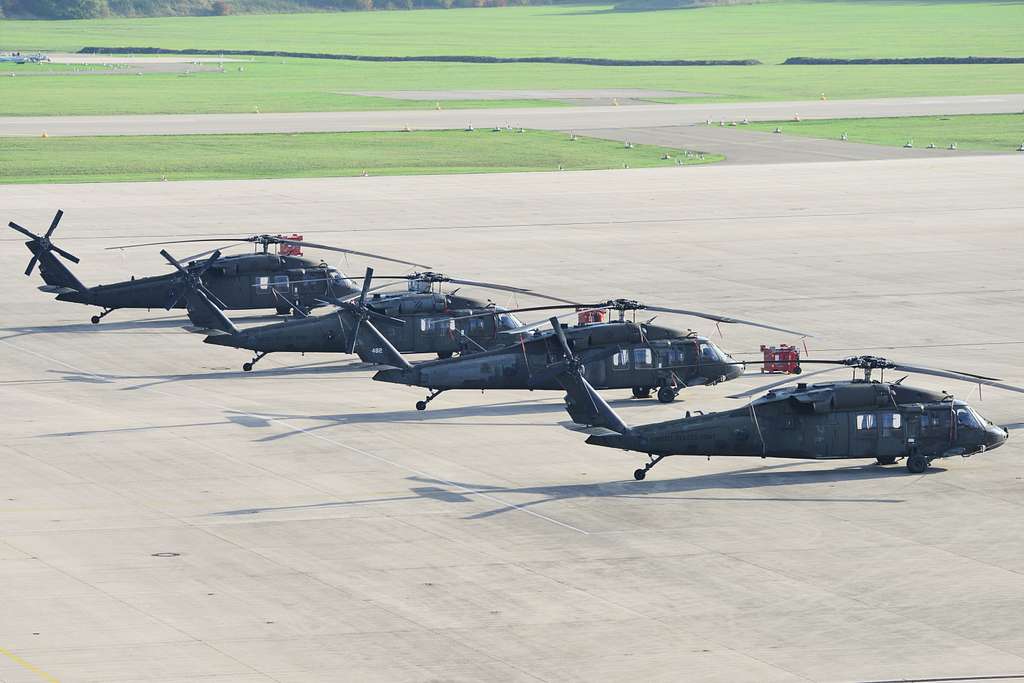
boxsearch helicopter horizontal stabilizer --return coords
[37,285,77,295]
[557,421,624,437]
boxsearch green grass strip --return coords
[0,129,722,184]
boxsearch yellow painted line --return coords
[0,646,60,683]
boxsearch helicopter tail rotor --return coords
[160,249,225,311]
[336,267,411,368]
[9,210,86,291]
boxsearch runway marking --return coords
[0,646,60,683]
[0,337,590,536]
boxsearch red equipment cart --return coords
[278,233,303,256]
[761,344,801,374]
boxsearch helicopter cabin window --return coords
[855,413,877,431]
[427,318,455,334]
[881,412,902,437]
[633,347,654,369]
[256,276,270,290]
[660,348,686,368]
[465,318,486,335]
[271,274,289,292]
[611,349,630,369]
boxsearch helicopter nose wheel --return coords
[657,386,678,404]
[242,351,269,372]
[416,389,445,411]
[634,454,665,480]
[90,308,115,325]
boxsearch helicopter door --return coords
[876,412,905,457]
[850,413,879,457]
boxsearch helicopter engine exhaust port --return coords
[416,389,445,411]
[90,307,116,324]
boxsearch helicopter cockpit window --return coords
[611,349,630,369]
[699,343,723,363]
[633,347,654,369]
[496,313,523,331]
[957,408,983,429]
[465,318,486,334]
[855,414,877,431]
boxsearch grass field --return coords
[0,129,720,184]
[744,113,1024,151]
[5,2,1022,61]
[1,1,1022,116]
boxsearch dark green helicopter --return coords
[369,298,812,410]
[9,210,427,324]
[192,268,564,371]
[549,319,1021,479]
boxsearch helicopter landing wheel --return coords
[90,308,115,325]
[415,389,445,412]
[633,454,665,481]
[242,351,268,373]
[243,362,253,372]
[876,456,898,466]
[631,387,651,399]
[633,468,647,481]
[657,386,678,404]
[906,454,929,474]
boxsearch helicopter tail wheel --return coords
[906,454,929,474]
[90,307,115,325]
[416,389,445,411]
[634,454,665,481]
[657,386,678,403]
[631,386,651,399]
[242,351,268,372]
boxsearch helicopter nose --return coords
[985,424,1009,450]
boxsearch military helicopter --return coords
[8,210,428,324]
[370,298,812,410]
[550,320,1021,479]
[193,268,565,371]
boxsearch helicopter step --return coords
[242,351,270,372]
[90,307,116,325]
[416,389,445,411]
[634,454,667,481]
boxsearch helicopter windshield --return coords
[699,342,728,363]
[956,407,984,429]
[497,312,524,331]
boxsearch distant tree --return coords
[211,0,231,12]
[14,0,109,17]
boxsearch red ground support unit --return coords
[761,344,802,374]
[279,234,303,256]
[578,309,607,325]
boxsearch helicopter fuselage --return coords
[49,252,355,314]
[373,321,745,395]
[586,380,1009,464]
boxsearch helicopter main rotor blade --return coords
[890,362,1024,394]
[107,237,243,251]
[276,238,431,269]
[726,367,843,399]
[182,242,246,262]
[642,305,814,338]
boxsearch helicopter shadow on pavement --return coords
[50,358,378,390]
[211,460,916,519]
[0,313,284,342]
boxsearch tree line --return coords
[1,0,558,19]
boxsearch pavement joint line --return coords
[0,336,591,536]
[0,645,61,683]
